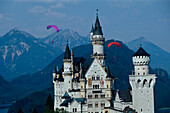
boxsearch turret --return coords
[91,10,106,67]
[63,41,72,92]
[71,48,74,78]
[53,65,57,83]
[132,46,150,75]
[80,68,86,98]
[63,41,72,75]
[129,46,156,113]
[105,66,113,101]
[90,25,94,39]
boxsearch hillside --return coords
[0,75,27,104]
[127,37,170,76]
[0,28,62,81]
[40,29,90,51]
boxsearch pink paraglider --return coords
[47,25,59,32]
[108,42,121,48]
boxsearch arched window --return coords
[101,101,105,107]
[92,75,95,80]
[88,101,93,108]
[143,79,148,87]
[105,111,108,113]
[149,79,153,87]
[137,79,142,88]
[96,75,100,80]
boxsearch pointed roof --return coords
[90,25,94,33]
[53,65,57,73]
[64,41,71,59]
[93,10,103,35]
[133,47,150,56]
[62,91,71,99]
[106,66,112,78]
[80,68,85,79]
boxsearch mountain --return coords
[40,29,91,51]
[126,37,170,76]
[7,40,170,113]
[0,28,62,81]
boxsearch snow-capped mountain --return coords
[40,29,91,51]
[127,37,170,76]
[0,28,62,81]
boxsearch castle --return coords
[52,12,156,113]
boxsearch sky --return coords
[0,0,170,52]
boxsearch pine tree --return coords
[32,108,38,113]
[17,107,24,113]
[43,93,54,113]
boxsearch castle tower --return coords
[129,47,156,113]
[63,42,72,92]
[80,68,86,98]
[91,10,105,67]
[53,65,64,111]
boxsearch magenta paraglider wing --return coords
[47,25,59,32]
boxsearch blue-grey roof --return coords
[90,25,94,33]
[106,66,112,78]
[64,43,71,59]
[118,89,132,102]
[62,91,71,99]
[60,98,86,107]
[133,47,150,56]
[93,15,103,35]
[53,65,57,73]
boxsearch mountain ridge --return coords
[0,28,62,81]
[40,29,91,51]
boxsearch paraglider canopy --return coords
[47,25,59,32]
[108,42,121,48]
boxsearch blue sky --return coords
[0,0,170,52]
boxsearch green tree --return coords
[32,108,38,113]
[43,93,54,113]
[17,107,24,113]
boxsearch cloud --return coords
[0,13,3,19]
[15,0,56,3]
[28,6,46,13]
[50,2,65,9]
[45,9,66,18]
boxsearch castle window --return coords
[81,86,83,89]
[88,95,92,99]
[96,76,100,80]
[138,68,139,70]
[107,85,109,88]
[92,76,95,80]
[141,109,142,112]
[73,108,77,112]
[143,68,145,70]
[138,73,140,75]
[95,95,98,98]
[101,94,105,98]
[95,103,98,108]
[101,103,105,107]
[143,73,145,75]
[88,104,93,108]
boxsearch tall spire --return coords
[53,65,57,73]
[90,25,94,33]
[64,41,71,59]
[106,66,112,78]
[93,9,103,35]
